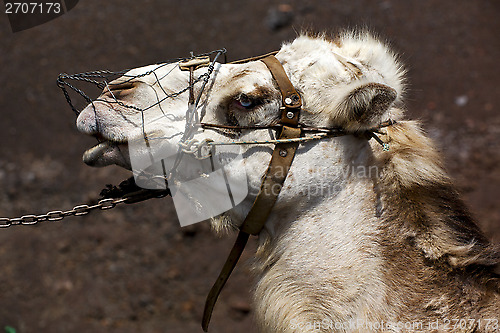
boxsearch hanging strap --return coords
[202,55,302,331]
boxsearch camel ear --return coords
[339,82,397,128]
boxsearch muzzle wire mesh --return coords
[57,49,227,116]
[57,49,250,226]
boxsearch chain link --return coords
[0,192,166,228]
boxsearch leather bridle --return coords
[201,55,303,332]
[179,52,394,331]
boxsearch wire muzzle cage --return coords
[56,49,252,226]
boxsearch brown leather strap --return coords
[260,56,301,126]
[228,50,279,65]
[201,126,301,331]
[239,126,301,234]
[202,231,249,332]
[179,55,211,108]
[202,55,302,331]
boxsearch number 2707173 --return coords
[5,2,61,14]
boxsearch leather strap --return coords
[239,126,301,234]
[202,55,302,331]
[202,231,249,331]
[260,56,301,126]
[229,51,279,65]
[202,126,301,331]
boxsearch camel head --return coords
[76,32,405,227]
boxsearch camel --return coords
[75,31,499,332]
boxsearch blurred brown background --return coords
[0,1,499,332]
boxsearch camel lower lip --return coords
[83,141,126,167]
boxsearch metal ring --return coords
[98,198,116,210]
[0,218,11,228]
[9,218,22,225]
[36,214,49,222]
[73,204,90,216]
[21,215,38,225]
[47,211,64,221]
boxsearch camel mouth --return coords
[79,123,169,170]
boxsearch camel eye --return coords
[239,94,252,107]
[234,93,260,110]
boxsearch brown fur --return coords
[373,120,500,330]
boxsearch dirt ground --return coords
[0,1,498,332]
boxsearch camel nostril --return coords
[109,82,136,90]
[103,81,138,98]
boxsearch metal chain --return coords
[0,189,169,229]
[178,138,214,159]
